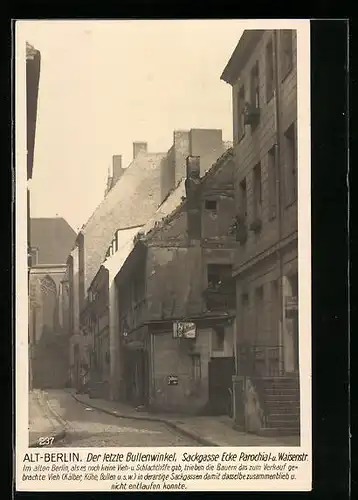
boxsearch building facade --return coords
[221,29,299,435]
[80,265,111,398]
[69,129,229,395]
[28,218,76,389]
[111,150,238,415]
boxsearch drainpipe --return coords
[273,30,285,374]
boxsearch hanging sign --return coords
[167,375,179,386]
[173,321,196,339]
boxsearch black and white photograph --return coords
[17,20,311,492]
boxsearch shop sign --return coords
[173,321,196,339]
[167,375,178,386]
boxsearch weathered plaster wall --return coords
[146,245,204,320]
[151,328,211,413]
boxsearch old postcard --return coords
[15,19,311,492]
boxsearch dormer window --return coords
[205,200,217,211]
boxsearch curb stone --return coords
[29,391,68,448]
[71,393,216,447]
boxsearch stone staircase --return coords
[260,376,300,436]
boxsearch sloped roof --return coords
[26,42,39,61]
[141,179,186,238]
[30,218,77,265]
[81,151,165,291]
[142,147,234,241]
[103,226,142,283]
[105,148,234,282]
[221,30,265,85]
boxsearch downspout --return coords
[273,30,285,374]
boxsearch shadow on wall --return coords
[32,327,70,390]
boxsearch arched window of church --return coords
[40,275,57,334]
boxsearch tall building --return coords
[26,42,41,271]
[221,30,299,436]
[26,42,41,391]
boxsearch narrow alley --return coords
[35,390,201,448]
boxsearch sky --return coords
[21,20,245,232]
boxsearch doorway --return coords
[208,356,235,415]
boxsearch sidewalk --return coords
[70,391,299,447]
[29,389,66,447]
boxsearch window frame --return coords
[204,199,218,211]
[281,30,294,81]
[237,84,246,142]
[284,123,297,207]
[253,162,263,219]
[268,145,278,220]
[265,38,275,102]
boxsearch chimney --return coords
[186,155,200,180]
[112,155,123,185]
[133,142,147,159]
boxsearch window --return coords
[266,39,275,101]
[284,124,297,206]
[191,354,201,381]
[281,30,293,79]
[253,163,262,219]
[250,61,260,110]
[268,146,277,219]
[207,264,233,290]
[237,85,246,141]
[241,293,249,342]
[213,326,225,351]
[205,199,217,211]
[239,178,247,219]
[255,286,264,342]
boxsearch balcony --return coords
[229,215,248,245]
[203,283,236,312]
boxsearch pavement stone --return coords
[70,390,299,447]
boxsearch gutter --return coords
[273,30,285,362]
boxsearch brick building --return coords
[28,218,76,389]
[106,149,238,415]
[221,29,299,435]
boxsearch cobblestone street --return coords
[44,390,199,447]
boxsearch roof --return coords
[81,151,165,290]
[147,147,234,239]
[221,30,265,85]
[30,218,77,265]
[26,42,40,61]
[106,147,234,284]
[141,178,187,239]
[103,226,143,282]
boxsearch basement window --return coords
[205,199,217,211]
